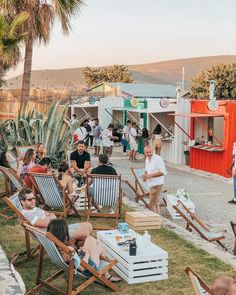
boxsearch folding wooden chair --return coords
[16,145,34,159]
[173,201,227,250]
[0,166,23,220]
[3,192,40,265]
[130,167,167,208]
[29,172,79,218]
[85,174,122,221]
[23,223,119,295]
[185,267,213,295]
[230,221,236,255]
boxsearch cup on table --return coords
[115,235,122,242]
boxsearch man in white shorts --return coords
[19,188,92,243]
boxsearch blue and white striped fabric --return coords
[9,193,22,211]
[33,230,108,277]
[33,175,63,209]
[92,176,119,207]
[193,275,210,295]
[0,166,22,190]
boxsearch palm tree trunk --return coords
[21,34,33,102]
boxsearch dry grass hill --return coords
[6,55,236,90]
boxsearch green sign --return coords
[124,98,147,109]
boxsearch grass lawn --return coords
[0,180,236,294]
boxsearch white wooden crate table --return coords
[97,229,168,284]
[166,195,195,219]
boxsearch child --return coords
[47,219,121,281]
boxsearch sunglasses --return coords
[25,197,36,201]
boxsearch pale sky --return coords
[8,0,236,78]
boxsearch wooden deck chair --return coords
[23,223,119,295]
[230,221,236,255]
[85,174,122,221]
[16,145,34,159]
[173,201,227,250]
[185,267,213,295]
[130,167,167,207]
[29,172,79,218]
[6,151,18,172]
[3,192,39,265]
[0,166,23,220]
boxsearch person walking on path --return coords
[129,122,138,162]
[93,118,103,156]
[152,124,162,155]
[142,145,167,214]
[122,120,131,155]
[228,161,236,204]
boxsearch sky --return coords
[8,0,236,78]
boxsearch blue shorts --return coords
[83,258,98,276]
[68,223,79,239]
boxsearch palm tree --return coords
[0,12,29,87]
[0,0,84,101]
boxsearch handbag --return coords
[121,138,128,146]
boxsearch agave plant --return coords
[0,100,89,166]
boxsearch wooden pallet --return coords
[125,211,162,230]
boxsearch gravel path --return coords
[90,145,235,253]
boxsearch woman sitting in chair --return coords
[58,162,74,195]
[19,148,36,179]
[35,143,47,163]
[47,219,121,282]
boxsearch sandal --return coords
[107,275,121,282]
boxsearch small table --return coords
[166,195,195,219]
[97,229,168,284]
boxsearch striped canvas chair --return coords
[23,223,119,295]
[173,201,227,250]
[0,166,23,220]
[85,174,122,221]
[131,167,167,208]
[29,173,79,218]
[185,267,213,295]
[6,151,18,172]
[3,192,39,264]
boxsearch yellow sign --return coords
[130,98,139,107]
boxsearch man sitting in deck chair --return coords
[19,188,92,244]
[88,154,117,212]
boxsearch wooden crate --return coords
[125,211,162,230]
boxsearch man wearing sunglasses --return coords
[19,188,92,242]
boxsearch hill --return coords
[6,55,236,90]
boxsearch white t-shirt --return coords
[122,125,130,140]
[75,126,87,141]
[129,127,137,143]
[102,129,112,147]
[145,154,167,187]
[88,120,95,136]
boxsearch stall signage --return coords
[160,98,170,108]
[88,96,96,105]
[124,98,147,109]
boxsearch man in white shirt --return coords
[101,124,118,165]
[142,145,167,214]
[70,114,79,125]
[129,122,138,161]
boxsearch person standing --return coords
[88,117,95,147]
[122,120,131,155]
[70,114,79,125]
[152,124,162,155]
[228,163,236,204]
[93,118,103,156]
[129,122,138,162]
[101,124,117,165]
[142,145,167,214]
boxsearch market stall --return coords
[172,100,236,177]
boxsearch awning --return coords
[169,112,224,118]
[109,107,147,113]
